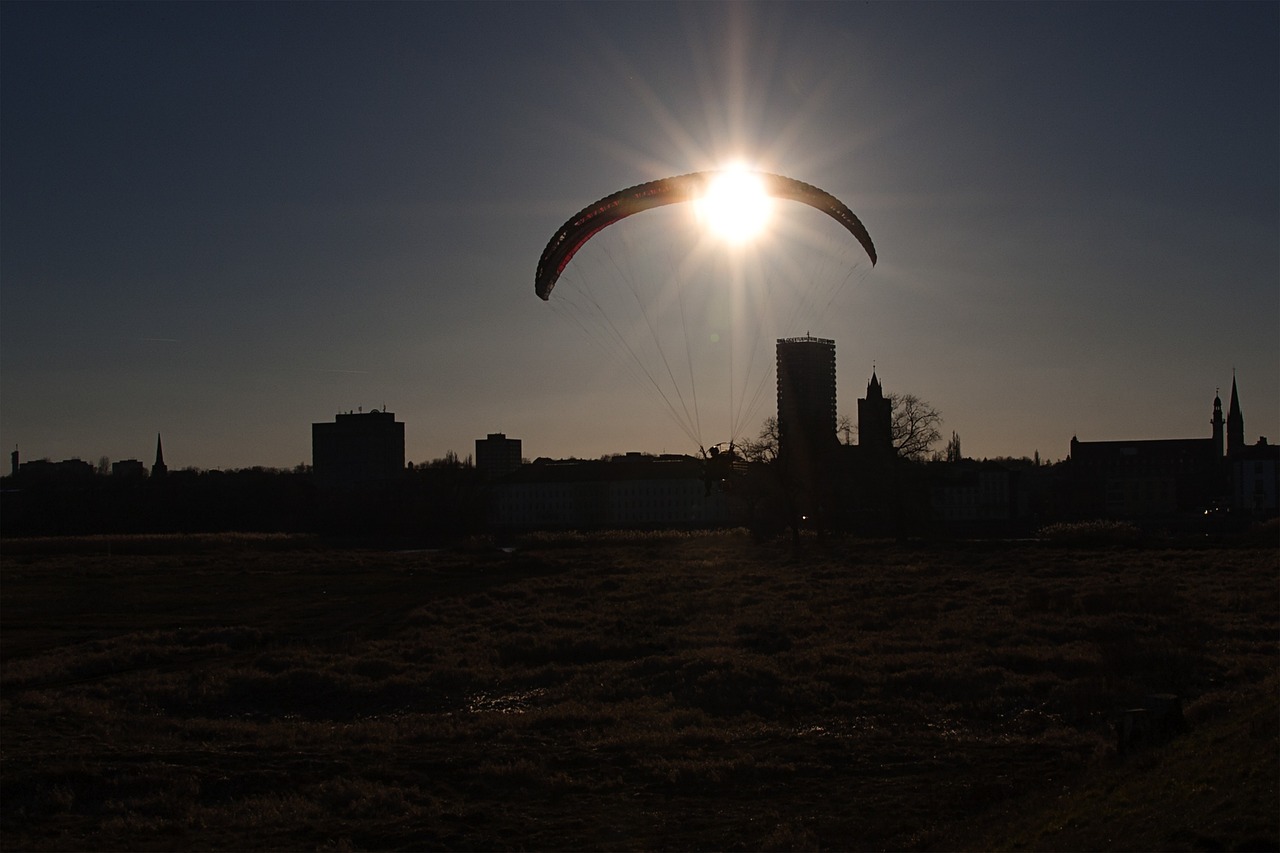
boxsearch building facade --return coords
[775,335,837,470]
[1231,439,1280,515]
[1063,376,1271,521]
[476,433,523,481]
[488,453,734,530]
[312,409,405,488]
[112,459,146,478]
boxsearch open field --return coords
[2,530,1277,851]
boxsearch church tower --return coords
[152,433,167,478]
[1226,375,1244,458]
[1211,390,1224,459]
[857,369,894,456]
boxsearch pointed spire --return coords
[152,433,167,478]
[1226,373,1244,457]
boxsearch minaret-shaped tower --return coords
[152,433,168,478]
[1211,390,1224,458]
[1226,374,1244,458]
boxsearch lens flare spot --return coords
[696,167,773,243]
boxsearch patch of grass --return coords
[0,532,320,556]
[2,532,1275,851]
[1038,520,1143,546]
[966,676,1280,852]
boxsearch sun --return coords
[696,166,773,243]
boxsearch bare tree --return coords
[888,393,943,461]
[837,414,855,446]
[942,431,962,463]
[739,416,781,465]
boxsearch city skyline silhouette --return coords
[1,3,1276,471]
[3,362,1272,480]
[6,349,1272,540]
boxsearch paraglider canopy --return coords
[533,168,877,454]
[535,170,876,300]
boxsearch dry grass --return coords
[2,530,1276,851]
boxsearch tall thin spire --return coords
[152,433,167,478]
[1226,374,1244,457]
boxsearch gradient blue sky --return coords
[3,2,1276,469]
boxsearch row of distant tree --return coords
[0,457,486,540]
[1,394,1065,541]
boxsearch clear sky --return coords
[2,1,1277,470]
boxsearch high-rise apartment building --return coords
[312,409,405,488]
[476,433,523,481]
[775,335,837,468]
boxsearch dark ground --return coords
[1,529,1276,851]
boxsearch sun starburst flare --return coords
[695,166,774,243]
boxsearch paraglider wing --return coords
[759,173,878,268]
[534,171,876,300]
[535,174,701,301]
